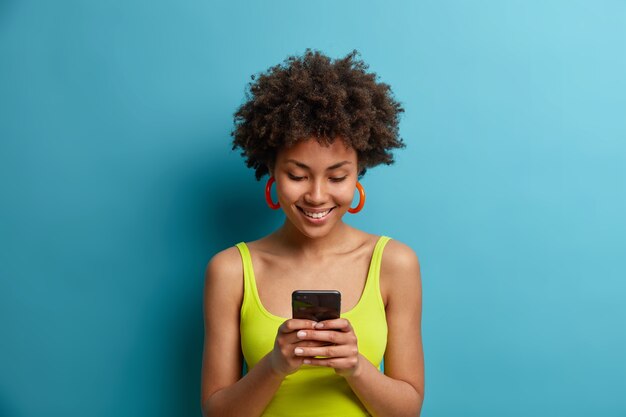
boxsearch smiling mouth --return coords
[297,207,335,219]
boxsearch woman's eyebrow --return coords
[286,159,309,169]
[326,161,351,170]
[286,159,352,170]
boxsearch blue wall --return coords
[1,1,625,416]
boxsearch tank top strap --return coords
[235,242,254,317]
[370,236,392,276]
[361,236,392,313]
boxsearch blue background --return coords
[1,1,625,416]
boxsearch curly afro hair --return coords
[231,49,405,180]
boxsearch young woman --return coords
[201,50,424,417]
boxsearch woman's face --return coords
[273,138,359,239]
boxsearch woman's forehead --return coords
[277,137,357,166]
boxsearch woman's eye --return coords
[288,173,305,181]
[329,176,348,183]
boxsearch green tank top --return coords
[236,236,391,417]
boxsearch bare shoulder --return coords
[204,246,244,302]
[381,239,421,278]
[380,239,422,300]
[206,246,242,276]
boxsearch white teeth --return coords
[302,209,331,219]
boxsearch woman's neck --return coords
[275,220,359,259]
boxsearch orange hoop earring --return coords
[348,182,366,214]
[265,177,280,209]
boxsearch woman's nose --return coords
[304,179,327,204]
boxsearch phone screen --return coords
[292,290,341,321]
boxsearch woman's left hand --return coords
[292,318,361,378]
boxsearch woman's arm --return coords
[349,240,425,416]
[200,248,281,417]
[294,240,424,417]
[200,248,321,417]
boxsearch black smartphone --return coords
[292,290,341,321]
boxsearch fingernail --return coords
[294,348,304,355]
[297,330,306,338]
[303,359,311,364]
[315,323,324,329]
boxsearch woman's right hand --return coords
[269,319,321,376]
